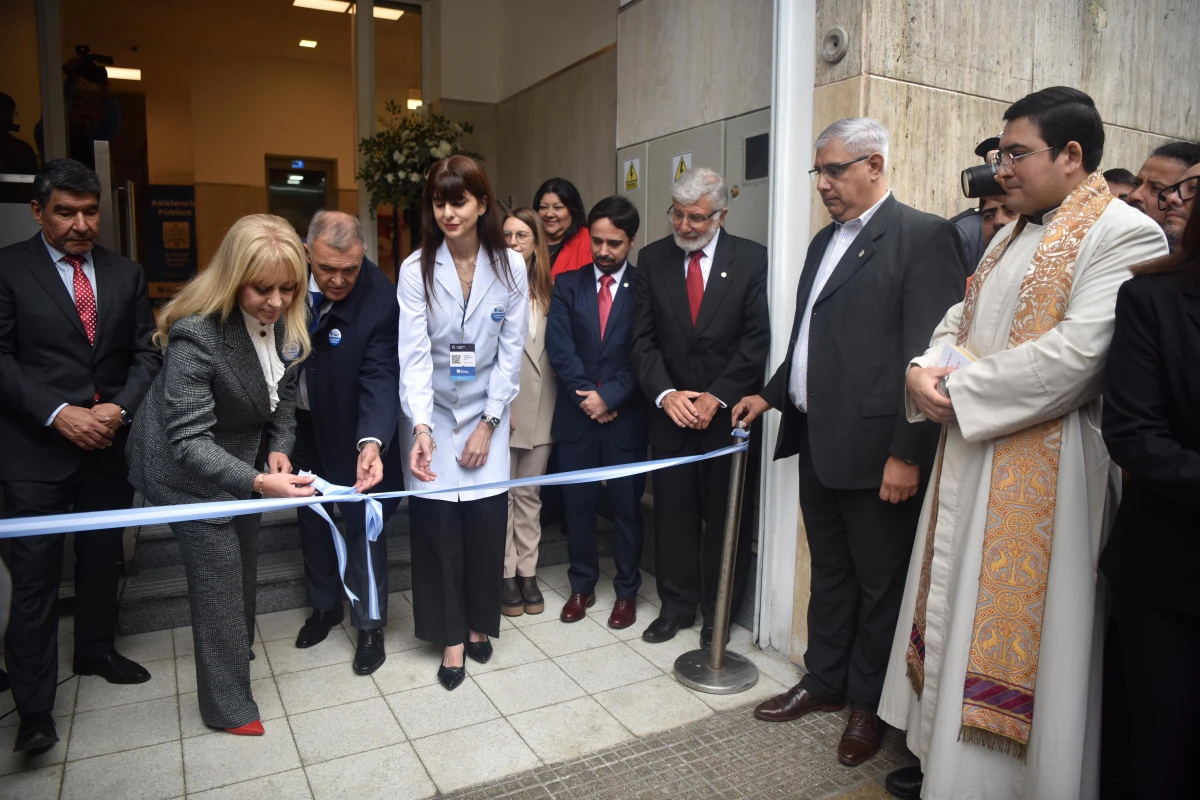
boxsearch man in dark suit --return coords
[630,168,770,646]
[290,210,402,676]
[0,158,161,751]
[547,196,648,630]
[733,118,965,767]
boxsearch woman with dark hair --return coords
[533,177,591,278]
[398,155,528,690]
[500,208,556,616]
[1100,201,1200,798]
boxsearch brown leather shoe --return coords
[560,592,595,623]
[837,709,884,766]
[753,683,844,722]
[608,598,637,629]
[520,575,544,614]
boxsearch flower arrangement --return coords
[357,101,480,267]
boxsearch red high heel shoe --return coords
[225,720,264,736]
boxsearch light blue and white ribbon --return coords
[0,440,750,620]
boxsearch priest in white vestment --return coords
[878,87,1167,800]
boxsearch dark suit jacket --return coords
[304,258,403,490]
[630,231,770,453]
[1100,272,1200,618]
[761,195,965,490]
[546,262,647,451]
[0,233,160,483]
[127,313,297,507]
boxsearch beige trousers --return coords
[505,443,552,578]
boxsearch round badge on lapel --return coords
[491,306,506,322]
[328,328,342,347]
[282,343,301,361]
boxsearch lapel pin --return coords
[720,271,727,278]
[858,250,865,257]
[623,282,629,288]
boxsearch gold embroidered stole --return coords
[904,170,1112,761]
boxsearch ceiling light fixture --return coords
[292,0,350,12]
[350,4,404,19]
[299,40,317,48]
[288,175,304,182]
[105,67,141,81]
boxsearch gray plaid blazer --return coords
[126,313,298,508]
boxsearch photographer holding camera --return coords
[34,46,122,170]
[950,136,1019,273]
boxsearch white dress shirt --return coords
[655,229,724,408]
[788,191,891,411]
[43,236,100,426]
[594,260,629,303]
[240,307,286,413]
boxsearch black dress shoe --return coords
[352,630,386,675]
[295,607,345,649]
[641,617,683,643]
[73,651,151,684]
[885,766,923,800]
[699,625,730,649]
[465,638,492,664]
[13,713,57,753]
[437,663,466,691]
[0,667,8,693]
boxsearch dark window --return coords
[745,133,769,181]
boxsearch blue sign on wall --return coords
[143,185,198,284]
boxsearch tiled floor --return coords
[0,557,912,798]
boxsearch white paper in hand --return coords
[935,342,977,370]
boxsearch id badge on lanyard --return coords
[450,342,476,381]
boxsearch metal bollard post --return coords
[673,425,760,694]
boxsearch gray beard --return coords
[674,225,718,253]
[1166,226,1182,252]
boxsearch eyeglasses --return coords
[1157,175,1199,211]
[666,206,722,226]
[503,230,533,242]
[988,147,1057,175]
[808,155,869,182]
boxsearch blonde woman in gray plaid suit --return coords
[127,215,317,736]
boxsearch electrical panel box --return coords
[616,142,649,263]
[616,107,771,259]
[723,108,772,247]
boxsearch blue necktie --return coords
[308,290,325,334]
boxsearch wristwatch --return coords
[118,406,132,426]
[480,414,501,430]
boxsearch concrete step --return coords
[115,511,615,635]
[132,505,412,571]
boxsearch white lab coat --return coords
[397,241,528,501]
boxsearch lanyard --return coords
[459,285,470,340]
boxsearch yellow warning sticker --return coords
[623,158,640,192]
[672,152,693,182]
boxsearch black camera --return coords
[67,45,114,84]
[961,162,1003,199]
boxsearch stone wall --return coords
[810,0,1198,231]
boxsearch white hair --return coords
[671,167,728,210]
[307,209,367,251]
[815,117,890,167]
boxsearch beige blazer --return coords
[510,300,557,449]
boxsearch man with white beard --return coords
[630,168,770,647]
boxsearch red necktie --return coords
[64,254,100,402]
[598,274,615,340]
[686,250,704,325]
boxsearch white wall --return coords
[436,0,617,103]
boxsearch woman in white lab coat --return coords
[398,155,528,691]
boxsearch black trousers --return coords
[1108,590,1200,799]
[2,462,132,717]
[651,429,757,627]
[409,492,507,646]
[795,421,924,711]
[291,411,391,630]
[559,431,645,599]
